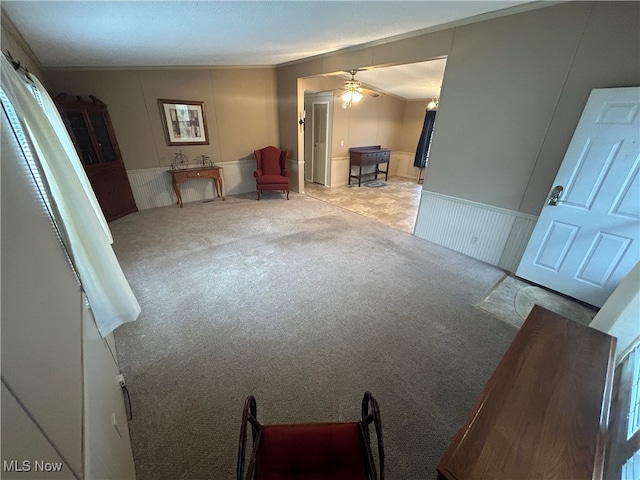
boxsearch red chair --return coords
[253,146,291,200]
[237,392,384,480]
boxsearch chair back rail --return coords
[236,392,384,480]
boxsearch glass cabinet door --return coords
[66,111,99,166]
[88,111,118,163]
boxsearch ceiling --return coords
[2,1,532,101]
[333,59,448,101]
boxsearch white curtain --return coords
[1,56,140,336]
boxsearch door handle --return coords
[547,185,564,206]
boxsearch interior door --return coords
[516,87,640,307]
[303,92,332,186]
[304,94,312,182]
[312,101,329,185]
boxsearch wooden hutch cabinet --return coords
[54,94,137,222]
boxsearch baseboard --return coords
[414,191,538,272]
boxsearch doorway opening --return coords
[304,92,333,186]
[299,58,447,233]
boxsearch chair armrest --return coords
[282,169,291,177]
[253,169,263,178]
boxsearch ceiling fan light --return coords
[352,91,363,103]
[341,91,353,103]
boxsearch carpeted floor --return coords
[110,193,517,480]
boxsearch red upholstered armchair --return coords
[237,392,384,480]
[253,146,291,200]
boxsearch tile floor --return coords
[303,176,422,233]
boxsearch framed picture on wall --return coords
[158,99,209,146]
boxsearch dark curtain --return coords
[413,110,437,168]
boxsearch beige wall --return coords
[277,24,454,192]
[398,101,429,153]
[43,67,279,171]
[303,75,407,153]
[303,75,427,185]
[519,1,640,214]
[278,1,640,214]
[331,92,405,155]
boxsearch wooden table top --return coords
[437,305,617,480]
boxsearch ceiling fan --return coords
[336,69,380,107]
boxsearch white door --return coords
[304,94,312,182]
[303,92,332,186]
[516,87,640,308]
[312,101,329,185]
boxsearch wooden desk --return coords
[349,146,391,186]
[167,166,225,207]
[436,305,616,480]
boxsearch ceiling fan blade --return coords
[360,88,380,97]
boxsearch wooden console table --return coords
[167,166,225,208]
[349,146,391,186]
[436,305,616,480]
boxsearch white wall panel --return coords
[415,191,538,272]
[126,167,174,210]
[498,215,538,273]
[390,151,422,180]
[128,159,256,210]
[1,384,72,480]
[83,301,136,480]
[330,156,349,187]
[1,116,83,477]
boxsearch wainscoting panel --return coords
[127,168,175,210]
[330,156,349,186]
[127,159,256,210]
[498,215,538,272]
[289,158,302,192]
[390,151,422,181]
[220,159,258,196]
[414,191,538,272]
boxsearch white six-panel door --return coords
[517,87,640,308]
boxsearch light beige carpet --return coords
[478,274,598,328]
[110,192,517,480]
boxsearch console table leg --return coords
[215,178,225,200]
[172,181,183,208]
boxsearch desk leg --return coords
[358,165,362,187]
[172,180,183,208]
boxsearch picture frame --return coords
[158,99,209,146]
